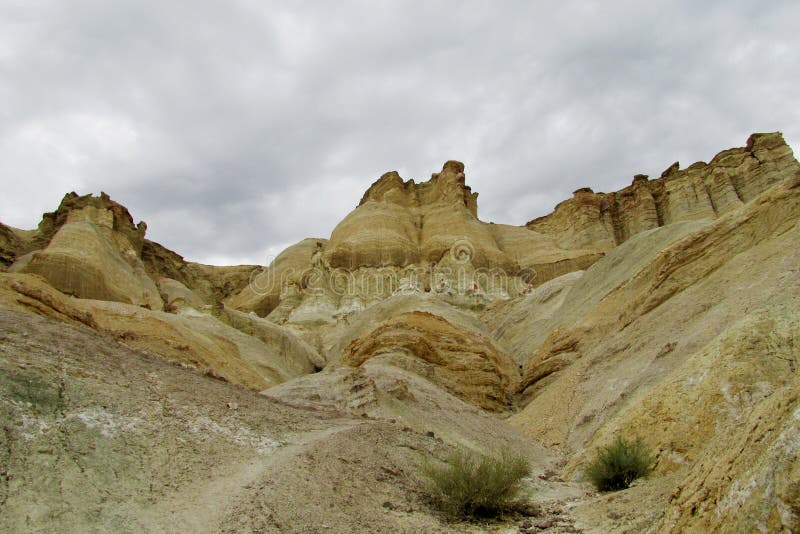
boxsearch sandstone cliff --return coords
[229,133,798,334]
[228,161,605,327]
[3,192,257,311]
[0,193,320,393]
[527,132,798,250]
[141,238,257,305]
[0,223,31,270]
[341,310,518,412]
[0,273,322,390]
[12,193,162,309]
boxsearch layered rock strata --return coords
[527,132,799,250]
[341,310,518,412]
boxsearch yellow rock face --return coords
[5,193,162,309]
[231,135,798,328]
[141,239,257,306]
[527,132,798,248]
[156,277,206,311]
[0,222,30,269]
[341,310,519,412]
[326,160,601,274]
[20,220,163,310]
[226,237,324,317]
[228,160,609,323]
[0,273,322,391]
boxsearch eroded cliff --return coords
[527,132,798,250]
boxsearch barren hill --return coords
[1,132,799,532]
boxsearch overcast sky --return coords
[1,1,798,265]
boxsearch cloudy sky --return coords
[1,1,798,265]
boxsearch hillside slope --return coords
[509,173,800,532]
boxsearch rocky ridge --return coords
[527,132,796,250]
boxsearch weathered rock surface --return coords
[341,310,519,412]
[2,192,255,310]
[231,135,797,328]
[480,270,584,367]
[19,219,164,309]
[484,219,707,374]
[328,160,601,276]
[527,132,800,249]
[228,161,604,324]
[8,193,159,308]
[215,305,326,372]
[1,308,513,534]
[157,276,206,311]
[0,223,32,270]
[227,238,327,318]
[35,191,148,251]
[324,293,497,362]
[263,359,554,463]
[141,238,257,305]
[0,273,322,391]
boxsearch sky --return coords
[1,0,798,265]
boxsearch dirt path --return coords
[139,422,363,533]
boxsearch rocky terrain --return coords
[1,132,799,532]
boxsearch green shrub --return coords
[585,435,654,491]
[420,448,530,518]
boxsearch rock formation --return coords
[341,310,518,412]
[0,222,27,270]
[1,131,799,532]
[141,238,256,305]
[0,273,322,390]
[527,132,797,250]
[228,160,606,328]
[5,192,155,307]
[506,174,800,531]
[2,192,257,312]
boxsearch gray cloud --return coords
[1,0,798,264]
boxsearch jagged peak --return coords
[37,191,147,253]
[661,161,680,178]
[358,160,478,216]
[438,159,465,176]
[746,131,788,151]
[357,171,407,206]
